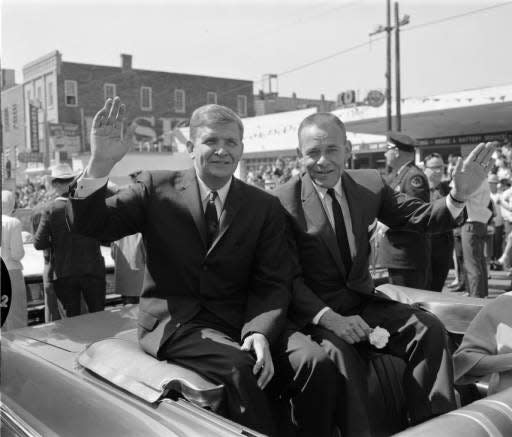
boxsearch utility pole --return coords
[369,0,393,131]
[370,1,410,132]
[395,2,410,131]
[385,0,392,131]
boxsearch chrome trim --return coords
[0,402,42,437]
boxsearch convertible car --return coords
[2,284,512,437]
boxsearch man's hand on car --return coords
[241,333,274,390]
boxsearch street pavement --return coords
[442,268,512,299]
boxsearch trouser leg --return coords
[359,299,457,425]
[461,222,488,298]
[303,324,372,437]
[53,277,82,317]
[158,312,276,436]
[271,326,341,437]
[80,275,106,313]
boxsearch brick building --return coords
[20,51,254,168]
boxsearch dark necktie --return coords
[327,188,352,273]
[205,191,219,247]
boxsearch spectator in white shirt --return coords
[1,190,27,330]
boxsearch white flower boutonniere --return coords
[369,326,390,349]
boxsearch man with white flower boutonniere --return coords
[274,112,496,437]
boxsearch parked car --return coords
[2,284,512,436]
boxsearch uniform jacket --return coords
[379,161,430,269]
[275,170,457,328]
[66,169,291,358]
[33,196,105,281]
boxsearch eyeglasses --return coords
[386,142,398,151]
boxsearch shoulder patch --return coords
[410,175,425,188]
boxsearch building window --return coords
[11,104,18,129]
[104,83,116,100]
[207,92,217,105]
[47,82,54,107]
[3,108,9,131]
[140,86,152,110]
[37,86,42,102]
[237,95,247,117]
[175,89,185,113]
[65,80,78,106]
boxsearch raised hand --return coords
[87,97,129,178]
[451,142,496,201]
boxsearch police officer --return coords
[379,132,430,288]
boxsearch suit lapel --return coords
[301,173,346,276]
[341,172,365,268]
[177,169,207,248]
[207,178,243,256]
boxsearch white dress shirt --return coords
[1,214,25,271]
[196,175,231,218]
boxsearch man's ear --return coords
[345,140,352,155]
[186,141,194,156]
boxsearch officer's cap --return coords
[387,131,417,153]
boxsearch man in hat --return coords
[33,163,107,317]
[379,132,431,288]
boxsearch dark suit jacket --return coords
[380,161,430,269]
[66,169,290,358]
[274,170,458,328]
[33,196,105,282]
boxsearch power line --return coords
[403,1,512,33]
[218,1,512,98]
[278,39,383,77]
[278,1,512,78]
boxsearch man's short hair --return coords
[297,113,347,147]
[189,104,244,142]
[424,153,444,165]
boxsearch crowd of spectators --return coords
[245,157,301,189]
[14,178,54,209]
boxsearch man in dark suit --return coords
[31,195,63,321]
[274,112,494,437]
[423,153,454,292]
[379,132,431,288]
[66,98,341,436]
[34,164,106,317]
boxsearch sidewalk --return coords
[442,268,511,299]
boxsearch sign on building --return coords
[48,122,81,155]
[29,104,40,152]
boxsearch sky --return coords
[2,0,512,101]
